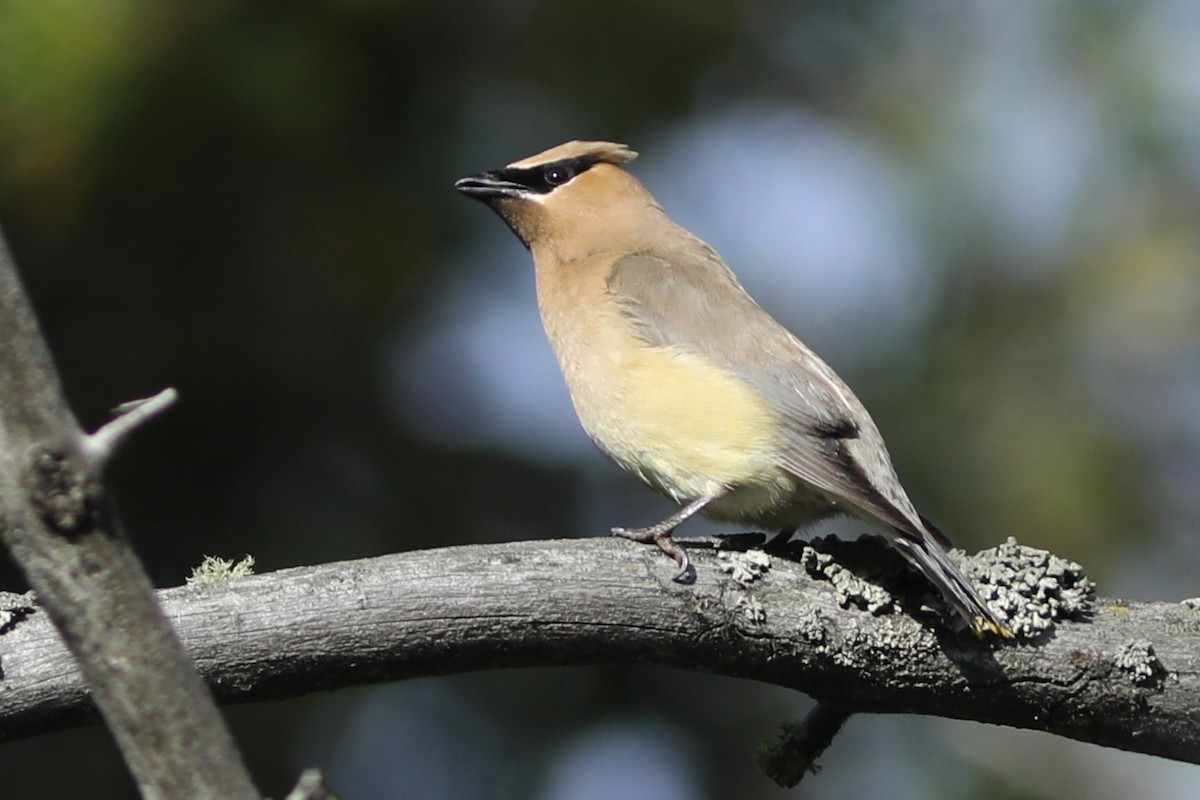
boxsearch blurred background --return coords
[1,0,1198,797]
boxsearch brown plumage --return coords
[455,140,1011,637]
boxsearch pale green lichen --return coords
[735,594,767,624]
[962,537,1095,637]
[719,549,771,586]
[799,545,896,615]
[186,554,256,586]
[795,535,1094,637]
[1113,639,1166,688]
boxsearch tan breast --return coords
[532,252,795,511]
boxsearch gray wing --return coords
[607,249,923,532]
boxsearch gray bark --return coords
[1,537,1195,764]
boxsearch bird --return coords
[454,140,1011,638]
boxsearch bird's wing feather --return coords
[607,249,922,531]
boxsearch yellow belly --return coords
[564,340,799,515]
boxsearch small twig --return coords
[757,701,854,788]
[284,769,334,800]
[81,387,178,466]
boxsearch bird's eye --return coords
[543,165,573,186]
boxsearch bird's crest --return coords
[509,141,638,169]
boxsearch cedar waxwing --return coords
[455,140,1011,638]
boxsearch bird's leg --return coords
[611,495,716,582]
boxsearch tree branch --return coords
[0,230,259,799]
[1,537,1195,769]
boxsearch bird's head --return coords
[455,140,656,257]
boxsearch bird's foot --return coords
[764,528,796,551]
[611,524,693,582]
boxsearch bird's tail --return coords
[888,526,1013,638]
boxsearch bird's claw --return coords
[611,525,693,583]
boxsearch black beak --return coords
[454,172,525,201]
